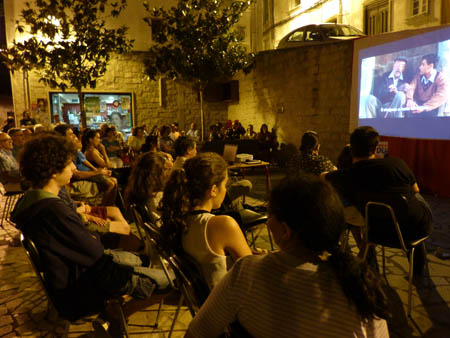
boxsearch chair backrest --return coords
[20,233,57,309]
[167,252,210,316]
[128,203,147,241]
[364,198,408,250]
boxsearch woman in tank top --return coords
[160,152,252,289]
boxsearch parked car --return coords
[277,23,365,49]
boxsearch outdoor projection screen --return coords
[350,24,450,140]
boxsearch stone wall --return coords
[228,41,354,161]
[10,41,354,161]
[10,52,228,132]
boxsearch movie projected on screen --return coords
[354,25,450,140]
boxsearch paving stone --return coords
[0,315,13,327]
[0,324,13,336]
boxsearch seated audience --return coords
[173,136,197,170]
[185,176,389,338]
[20,111,36,126]
[0,132,21,184]
[169,123,181,141]
[324,126,433,278]
[55,125,117,206]
[288,131,336,176]
[160,152,252,289]
[243,124,256,139]
[2,116,15,133]
[160,125,175,155]
[83,129,112,169]
[8,128,25,160]
[11,134,169,335]
[186,122,199,141]
[128,126,146,153]
[124,152,173,224]
[141,134,160,153]
[102,127,123,168]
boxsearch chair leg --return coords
[340,228,350,252]
[168,294,184,338]
[407,247,416,318]
[151,298,163,328]
[117,303,130,338]
[267,225,274,251]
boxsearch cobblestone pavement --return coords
[0,168,449,337]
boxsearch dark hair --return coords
[81,129,99,153]
[7,128,22,137]
[394,56,407,64]
[54,124,72,137]
[160,125,171,137]
[132,126,145,137]
[422,54,439,68]
[174,136,196,157]
[269,176,388,321]
[299,131,319,154]
[124,152,168,207]
[260,124,268,133]
[350,126,379,158]
[160,152,227,252]
[20,134,77,188]
[337,144,353,169]
[142,134,159,152]
[105,126,115,137]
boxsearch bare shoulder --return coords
[207,215,241,233]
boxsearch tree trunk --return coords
[199,88,205,141]
[78,89,87,128]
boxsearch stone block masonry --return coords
[228,41,354,162]
[9,52,228,133]
[10,41,354,161]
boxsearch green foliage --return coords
[1,0,134,95]
[143,0,255,89]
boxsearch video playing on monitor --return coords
[355,25,450,139]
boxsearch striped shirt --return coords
[189,252,389,338]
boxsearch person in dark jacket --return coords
[11,134,169,336]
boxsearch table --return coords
[228,161,271,202]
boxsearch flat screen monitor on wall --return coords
[350,24,450,140]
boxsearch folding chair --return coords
[361,195,430,317]
[1,189,23,228]
[20,233,130,337]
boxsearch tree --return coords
[1,0,134,128]
[143,0,255,140]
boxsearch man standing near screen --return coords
[405,54,449,118]
[365,56,409,118]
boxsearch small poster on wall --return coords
[85,96,100,118]
[121,96,130,110]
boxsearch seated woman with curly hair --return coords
[124,151,173,224]
[186,175,389,338]
[160,152,252,289]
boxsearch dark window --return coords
[365,1,390,35]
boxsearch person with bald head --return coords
[0,132,21,184]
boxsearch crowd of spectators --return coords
[0,109,433,337]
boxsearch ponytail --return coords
[328,248,389,321]
[160,169,191,253]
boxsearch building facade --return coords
[250,0,447,52]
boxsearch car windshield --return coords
[322,25,363,37]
